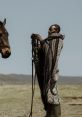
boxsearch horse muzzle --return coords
[1,48,11,58]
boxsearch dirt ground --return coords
[0,84,82,117]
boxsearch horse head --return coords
[0,18,11,58]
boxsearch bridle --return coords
[0,32,10,51]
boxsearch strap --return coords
[51,39,59,77]
[29,39,37,117]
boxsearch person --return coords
[31,24,64,117]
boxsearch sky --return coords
[0,0,82,76]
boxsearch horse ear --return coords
[3,18,6,25]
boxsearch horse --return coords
[0,18,11,58]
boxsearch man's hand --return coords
[31,33,37,39]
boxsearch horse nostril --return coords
[5,50,10,55]
[6,50,10,55]
[6,50,9,54]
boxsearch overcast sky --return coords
[0,0,82,76]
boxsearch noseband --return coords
[0,37,10,51]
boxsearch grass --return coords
[0,84,82,117]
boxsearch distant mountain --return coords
[0,74,82,85]
[0,74,31,85]
[58,76,82,85]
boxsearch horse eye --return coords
[0,33,2,37]
[7,32,9,36]
[5,32,9,36]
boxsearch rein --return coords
[29,39,39,117]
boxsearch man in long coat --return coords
[31,24,64,117]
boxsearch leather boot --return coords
[46,104,61,117]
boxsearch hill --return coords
[0,74,82,85]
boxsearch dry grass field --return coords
[0,84,82,117]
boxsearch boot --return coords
[46,104,61,117]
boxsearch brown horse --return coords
[0,19,11,58]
